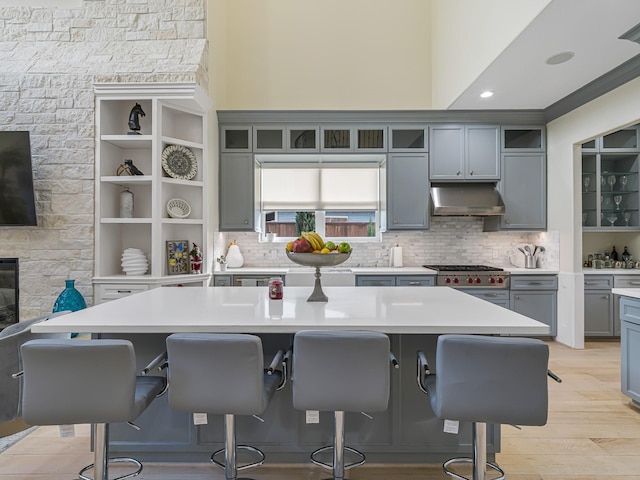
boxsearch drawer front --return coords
[621,296,640,326]
[614,275,640,289]
[356,275,396,287]
[396,275,435,287]
[96,284,149,303]
[510,275,558,290]
[214,275,233,287]
[460,289,510,308]
[584,275,614,289]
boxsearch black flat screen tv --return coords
[0,131,37,226]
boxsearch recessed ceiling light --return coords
[480,91,493,98]
[546,52,575,65]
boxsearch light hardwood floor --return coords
[1,339,638,480]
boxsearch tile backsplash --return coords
[214,217,559,270]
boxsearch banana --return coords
[301,232,320,250]
[309,231,324,248]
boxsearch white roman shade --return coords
[260,158,381,211]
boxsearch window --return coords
[258,154,385,241]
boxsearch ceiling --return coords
[449,0,640,112]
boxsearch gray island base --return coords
[33,286,549,463]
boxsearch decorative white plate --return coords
[161,144,197,180]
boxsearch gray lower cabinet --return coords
[485,153,546,231]
[584,275,614,337]
[219,153,256,231]
[509,275,557,336]
[613,276,640,336]
[356,275,435,287]
[460,289,509,309]
[620,296,640,407]
[387,153,429,230]
[213,275,232,287]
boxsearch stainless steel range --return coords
[422,265,510,289]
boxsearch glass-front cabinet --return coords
[582,125,640,231]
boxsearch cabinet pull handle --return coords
[602,295,609,299]
[243,219,248,224]
[456,170,461,176]
[483,293,498,297]
[469,170,474,176]
[408,281,421,286]
[514,295,520,299]
[373,282,385,286]
[629,281,640,285]
[117,290,132,294]
[528,282,542,285]
[585,281,600,285]
[393,220,398,224]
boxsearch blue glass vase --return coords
[53,279,87,313]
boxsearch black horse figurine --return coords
[128,103,146,134]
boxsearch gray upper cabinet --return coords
[219,153,256,231]
[287,126,319,152]
[387,153,429,230]
[389,125,428,152]
[221,126,252,152]
[501,126,545,152]
[321,126,354,152]
[487,153,546,231]
[355,126,387,152]
[429,124,499,180]
[253,126,286,152]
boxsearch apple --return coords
[292,237,312,253]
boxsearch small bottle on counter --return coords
[622,246,631,262]
[611,246,619,261]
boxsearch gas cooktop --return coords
[422,265,504,272]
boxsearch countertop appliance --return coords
[422,265,510,288]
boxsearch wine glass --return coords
[624,211,632,226]
[582,212,588,225]
[607,213,618,227]
[584,176,591,192]
[602,196,611,210]
[608,174,616,192]
[620,175,628,191]
[614,195,622,210]
[600,212,604,226]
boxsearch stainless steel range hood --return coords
[431,183,505,216]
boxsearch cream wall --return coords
[211,0,432,110]
[547,76,640,347]
[430,0,550,109]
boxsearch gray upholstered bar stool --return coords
[417,334,550,480]
[292,330,394,480]
[165,333,287,480]
[18,338,166,480]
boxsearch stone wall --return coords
[0,0,207,320]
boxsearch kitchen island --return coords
[611,288,640,408]
[32,286,549,463]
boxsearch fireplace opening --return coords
[0,258,18,331]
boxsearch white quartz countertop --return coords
[215,266,558,276]
[32,286,549,335]
[612,288,640,299]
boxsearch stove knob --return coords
[445,277,451,284]
[490,277,496,284]
[467,277,473,284]
[453,278,459,284]
[476,277,481,283]
[498,278,504,283]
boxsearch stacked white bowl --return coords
[121,248,148,275]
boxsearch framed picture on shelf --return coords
[166,240,189,275]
